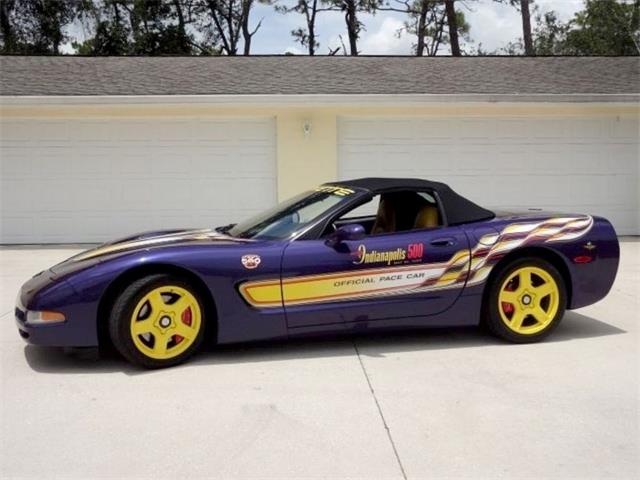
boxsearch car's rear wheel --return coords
[109,274,206,368]
[485,258,566,343]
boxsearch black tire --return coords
[484,257,566,343]
[109,274,207,369]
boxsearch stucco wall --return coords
[276,110,337,201]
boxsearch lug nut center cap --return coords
[522,295,532,305]
[159,316,172,328]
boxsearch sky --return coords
[246,0,586,55]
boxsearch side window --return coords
[322,190,442,238]
[322,195,381,237]
[341,195,380,220]
[417,192,437,204]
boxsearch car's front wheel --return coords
[109,274,206,368]
[485,258,566,343]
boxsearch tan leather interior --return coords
[371,198,396,234]
[413,205,439,229]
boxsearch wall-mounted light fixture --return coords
[302,119,312,139]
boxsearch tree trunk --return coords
[308,28,315,55]
[242,26,251,55]
[445,0,460,56]
[207,0,232,55]
[520,0,534,55]
[225,1,238,55]
[308,0,317,55]
[173,0,187,37]
[429,9,446,55]
[345,0,358,55]
[415,1,428,56]
[241,0,253,55]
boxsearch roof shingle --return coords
[0,55,638,97]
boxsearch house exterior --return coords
[0,55,638,243]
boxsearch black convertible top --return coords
[328,177,495,225]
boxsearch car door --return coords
[281,226,470,329]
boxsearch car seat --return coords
[413,205,439,229]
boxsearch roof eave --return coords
[1,93,639,106]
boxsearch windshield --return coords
[228,186,357,240]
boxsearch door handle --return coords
[430,238,456,247]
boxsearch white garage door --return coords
[1,116,276,243]
[338,115,639,235]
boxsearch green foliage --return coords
[73,0,198,55]
[533,11,569,55]
[73,19,130,55]
[1,0,78,54]
[534,0,639,55]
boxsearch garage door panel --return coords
[74,121,112,142]
[0,116,276,243]
[338,115,639,235]
[564,118,607,139]
[612,117,639,139]
[2,216,33,243]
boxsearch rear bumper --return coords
[566,217,620,310]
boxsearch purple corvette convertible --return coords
[16,178,619,368]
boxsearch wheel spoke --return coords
[510,311,526,330]
[132,319,154,336]
[148,290,166,312]
[500,290,519,304]
[153,332,168,354]
[531,305,549,324]
[174,322,195,340]
[519,270,533,290]
[534,283,554,298]
[171,296,191,316]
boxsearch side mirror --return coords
[325,223,366,247]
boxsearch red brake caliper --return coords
[502,283,515,317]
[174,307,192,344]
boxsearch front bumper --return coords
[15,274,99,347]
[15,302,70,346]
[15,306,98,347]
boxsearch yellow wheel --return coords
[486,258,566,343]
[109,274,207,368]
[130,285,202,360]
[498,266,560,335]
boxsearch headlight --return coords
[26,311,66,325]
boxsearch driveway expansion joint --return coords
[353,338,408,480]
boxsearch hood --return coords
[50,228,251,274]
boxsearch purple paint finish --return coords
[14,187,619,350]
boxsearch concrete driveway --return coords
[1,242,638,479]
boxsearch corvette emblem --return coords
[241,254,261,269]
